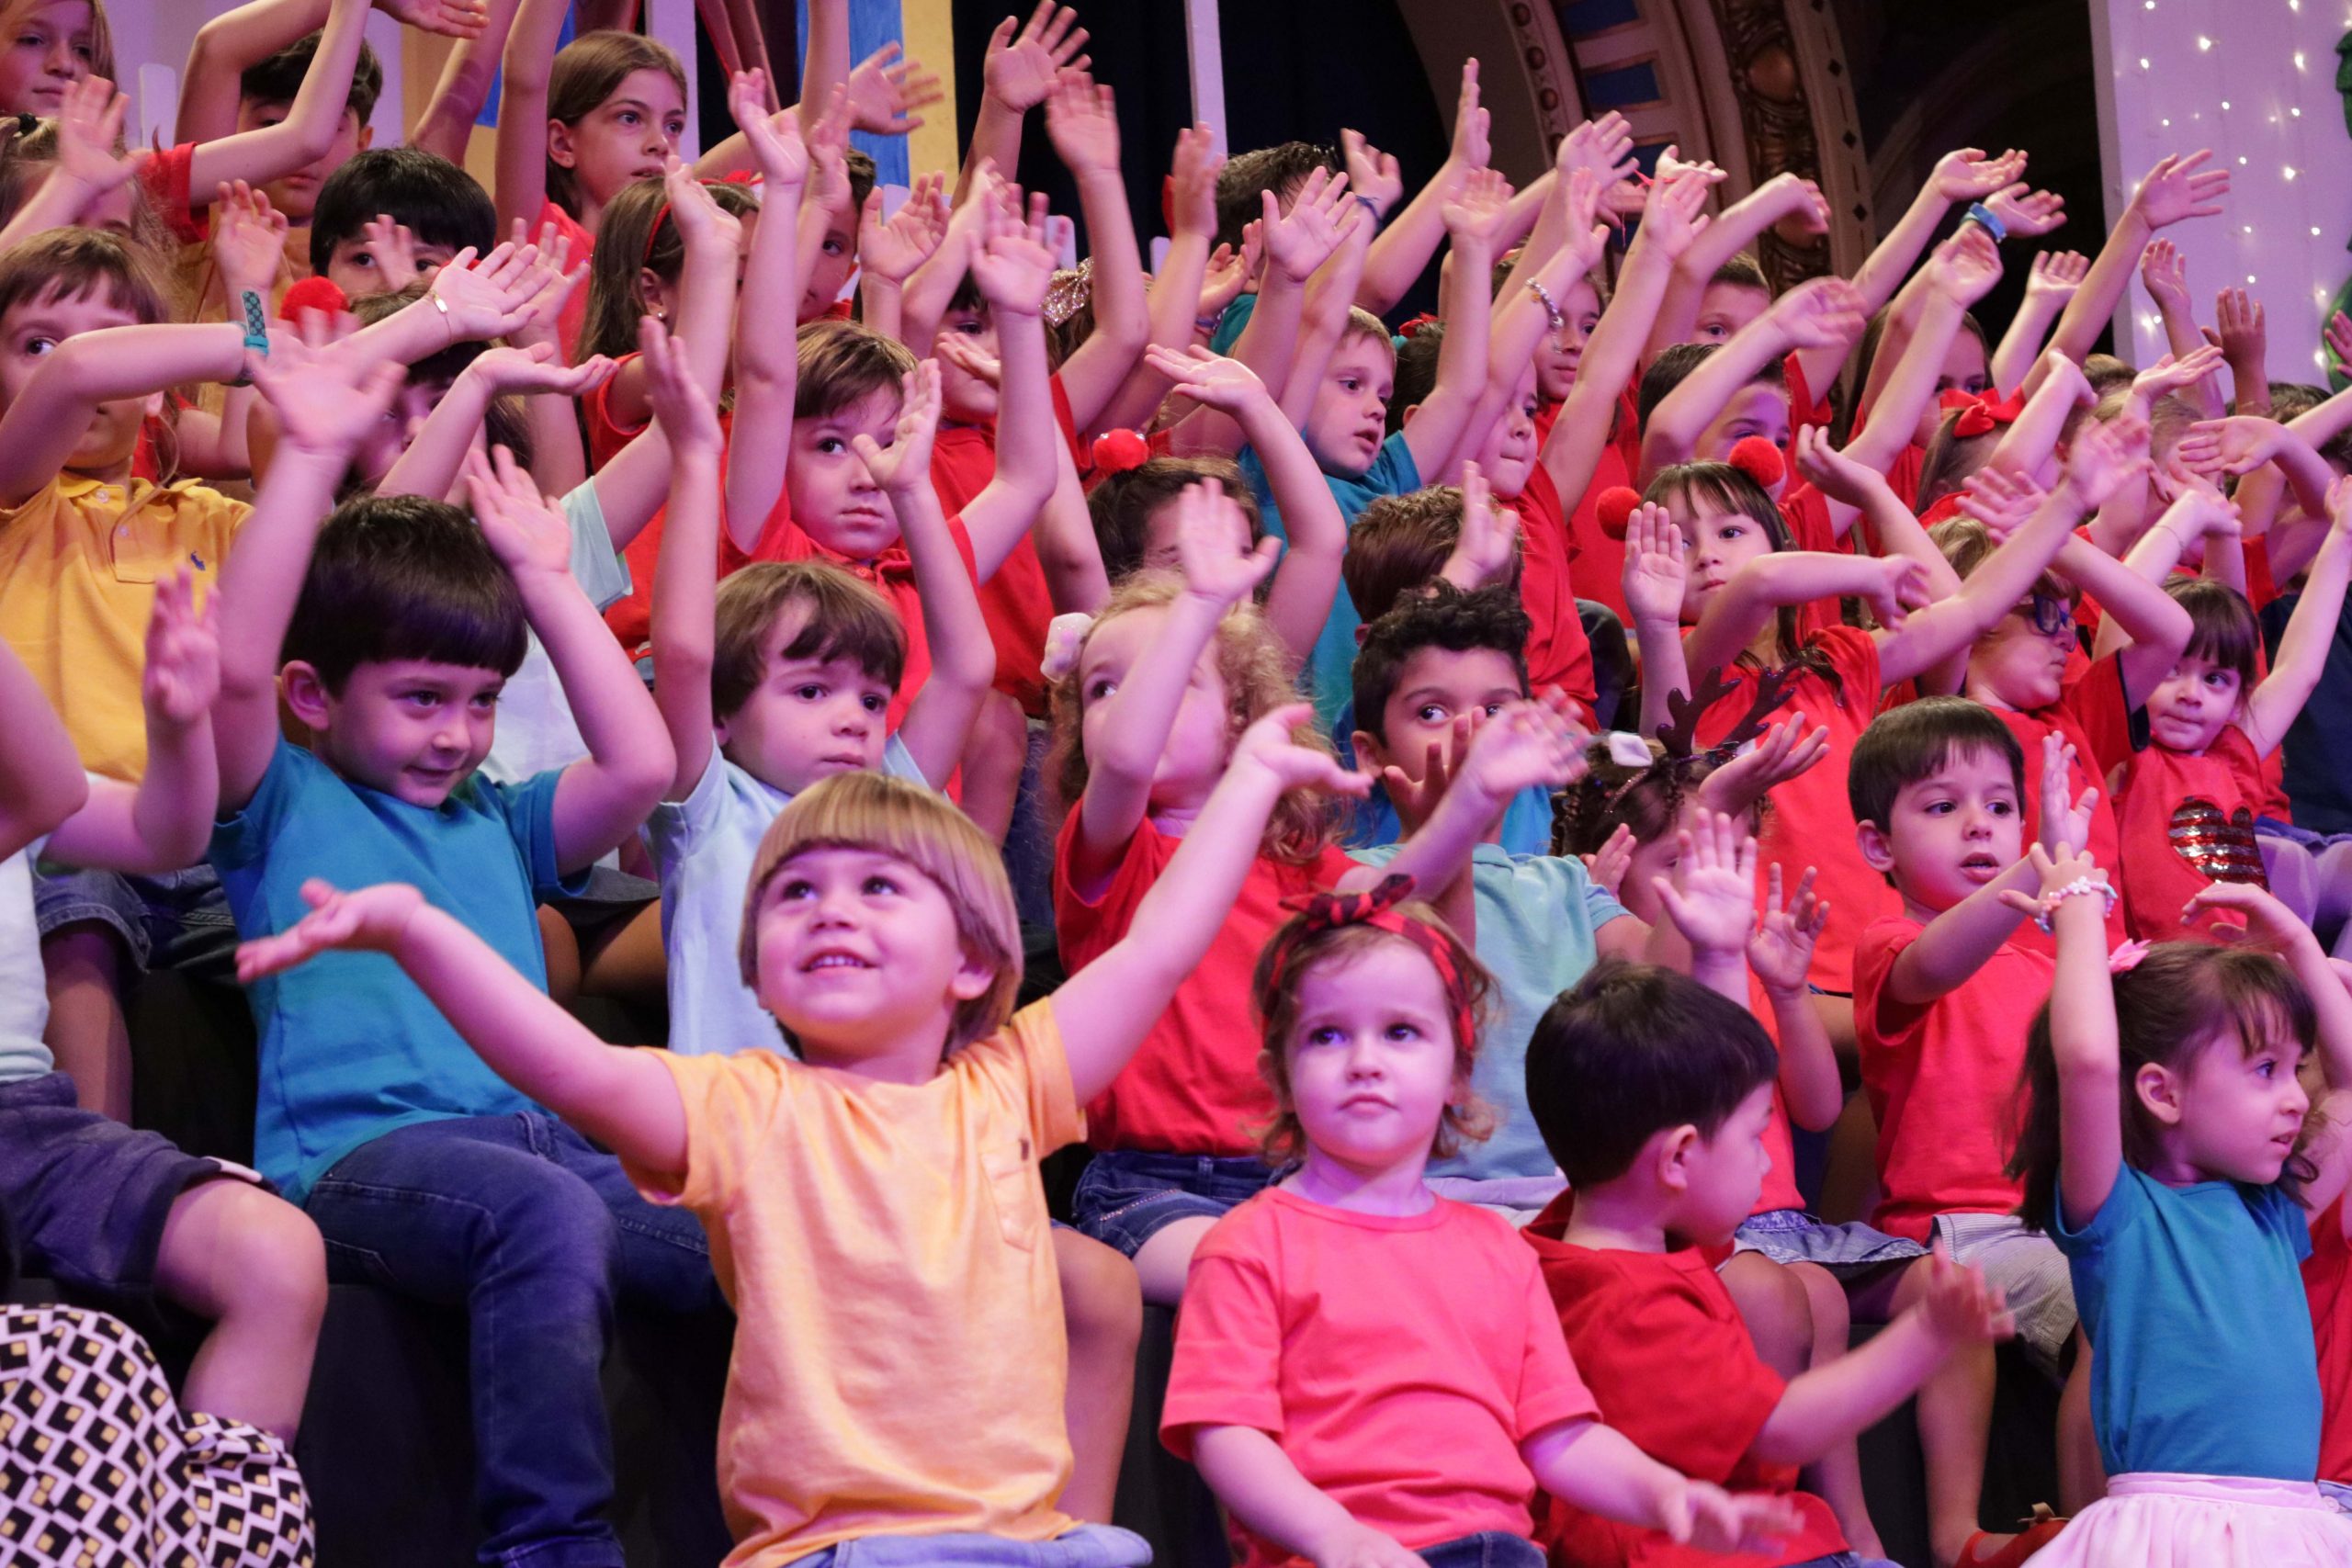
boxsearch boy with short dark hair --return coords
[1520,958,2011,1568]
[209,324,712,1564]
[230,28,381,222]
[308,145,499,299]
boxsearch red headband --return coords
[1261,874,1476,1052]
[1948,388,2025,440]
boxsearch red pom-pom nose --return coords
[1596,486,1643,539]
[1727,435,1786,491]
[277,276,348,322]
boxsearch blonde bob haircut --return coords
[737,773,1022,1053]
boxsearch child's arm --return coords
[792,87,856,322]
[854,173,949,349]
[604,155,745,439]
[180,0,486,146]
[955,3,1088,207]
[1623,503,1692,739]
[716,87,808,554]
[1145,344,1343,665]
[2214,286,2269,415]
[1752,1244,2013,1463]
[1747,864,1845,1134]
[1644,171,1832,357]
[1636,277,1866,485]
[1680,550,1928,683]
[1040,72,1148,437]
[493,220,598,498]
[1191,1426,1427,1568]
[641,319,728,801]
[1458,169,1604,469]
[1033,420,1110,614]
[0,77,139,248]
[859,362,995,785]
[0,317,259,505]
[2177,415,2335,524]
[1396,167,1513,484]
[2048,152,2231,366]
[1647,808,1758,1002]
[953,194,1061,583]
[218,327,409,812]
[1057,704,1369,1104]
[237,882,689,1172]
[1069,484,1280,890]
[47,570,222,874]
[1840,229,2004,497]
[1272,143,1381,433]
[0,628,92,862]
[1354,58,1488,317]
[2084,485,2235,671]
[409,0,518,164]
[1984,350,2095,483]
[1791,426,1962,600]
[1340,694,1587,900]
[467,446,675,870]
[1835,146,2024,335]
[2138,240,2221,417]
[1091,125,1224,437]
[1522,1417,1803,1556]
[1989,252,2087,396]
[377,344,616,504]
[2001,843,2123,1228]
[2241,480,2352,759]
[180,0,375,202]
[492,0,569,236]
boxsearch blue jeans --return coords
[1415,1532,1543,1568]
[798,1524,1152,1568]
[305,1112,723,1568]
[1069,1150,1275,1258]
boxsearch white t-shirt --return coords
[480,482,633,787]
[645,740,929,1055]
[0,839,55,1085]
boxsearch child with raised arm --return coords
[1523,945,2013,1568]
[1163,881,1805,1568]
[0,576,326,1446]
[210,325,714,1564]
[2107,479,2352,942]
[240,712,1369,1568]
[1844,700,2104,1566]
[2000,857,2352,1565]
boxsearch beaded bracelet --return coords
[2035,874,2117,932]
[1528,278,1565,335]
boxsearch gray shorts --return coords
[30,860,236,976]
[1932,1211,2077,1371]
[0,1070,261,1323]
[1733,1206,1926,1273]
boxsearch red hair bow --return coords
[1396,312,1442,340]
[1261,874,1478,1052]
[1946,388,2025,440]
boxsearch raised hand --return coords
[2131,343,2225,408]
[235,879,426,984]
[1044,69,1121,175]
[1441,165,1514,251]
[1456,692,1590,803]
[2210,286,2266,369]
[1747,864,1827,995]
[1381,711,1471,829]
[1170,123,1224,239]
[637,315,719,454]
[1984,182,2065,237]
[803,85,854,216]
[1931,146,2029,204]
[933,330,1001,389]
[248,314,406,460]
[1699,716,1830,816]
[1860,554,1932,630]
[212,181,290,301]
[2177,414,2286,478]
[2139,237,2191,311]
[860,175,950,283]
[504,219,585,352]
[1232,702,1372,800]
[463,444,573,578]
[1954,465,2047,543]
[1767,276,1870,351]
[1925,223,2003,307]
[1557,109,1636,191]
[1262,166,1357,283]
[2063,412,2151,510]
[425,240,544,344]
[2129,150,2230,231]
[850,359,944,491]
[1996,840,2103,925]
[2040,730,2098,857]
[1341,128,1405,220]
[1444,459,1520,588]
[142,568,220,730]
[843,41,944,136]
[1199,225,1261,318]
[1633,168,1713,262]
[662,157,743,256]
[376,0,491,39]
[1790,424,1882,508]
[1654,809,1759,956]
[2023,249,2089,307]
[1144,342,1272,412]
[1621,503,1689,626]
[968,186,1057,315]
[2183,878,2307,945]
[470,340,616,399]
[2330,311,2352,377]
[1174,478,1282,607]
[53,74,140,197]
[1915,1240,2018,1346]
[1447,58,1490,174]
[982,2,1090,113]
[1582,823,1635,899]
[356,211,422,291]
[732,73,810,190]
[1654,144,1728,189]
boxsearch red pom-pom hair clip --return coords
[1596,486,1644,540]
[1726,435,1786,491]
[1091,429,1151,476]
[278,276,349,323]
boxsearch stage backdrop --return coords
[2093,0,2352,385]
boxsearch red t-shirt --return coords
[534,197,595,365]
[1506,460,1599,727]
[1991,663,2134,955]
[1522,1202,1849,1568]
[1775,484,1848,641]
[1854,917,2055,1243]
[2113,723,2271,942]
[1547,385,1644,624]
[1055,814,1359,1154]
[1693,627,1900,992]
[1783,352,1834,443]
[136,141,209,245]
[1164,1187,1599,1568]
[2302,1195,2352,1483]
[1747,976,1804,1217]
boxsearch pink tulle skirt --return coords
[2027,1473,2352,1567]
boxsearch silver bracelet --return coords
[1528,278,1565,335]
[2035,874,2117,932]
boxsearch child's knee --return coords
[187,1184,329,1325]
[1053,1226,1143,1352]
[1721,1252,1812,1376]
[1791,1259,1850,1340]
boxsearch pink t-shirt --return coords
[1164,1186,1599,1568]
[2114,723,2271,943]
[1855,916,2056,1243]
[1054,814,1360,1154]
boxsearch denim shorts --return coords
[798,1523,1152,1568]
[30,860,237,976]
[1069,1150,1276,1258]
[1732,1206,1926,1273]
[1415,1531,1543,1568]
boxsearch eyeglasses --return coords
[2016,595,2075,638]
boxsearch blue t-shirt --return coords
[1238,431,1421,732]
[1330,701,1554,856]
[1351,840,1628,1180]
[2053,1163,2320,1480]
[2262,590,2352,834]
[211,740,583,1202]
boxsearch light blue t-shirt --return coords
[0,839,51,1086]
[643,739,928,1057]
[1238,430,1422,733]
[1350,840,1629,1180]
[2053,1163,2320,1480]
[212,740,582,1202]
[1331,705,1554,856]
[480,482,633,786]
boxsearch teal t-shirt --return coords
[211,740,584,1202]
[1349,840,1628,1180]
[2053,1163,2320,1480]
[1238,430,1421,732]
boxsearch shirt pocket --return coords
[981,1134,1046,1253]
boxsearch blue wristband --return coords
[230,288,268,387]
[1963,201,2007,244]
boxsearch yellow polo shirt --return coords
[0,475,248,781]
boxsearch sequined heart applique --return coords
[2168,798,2266,886]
